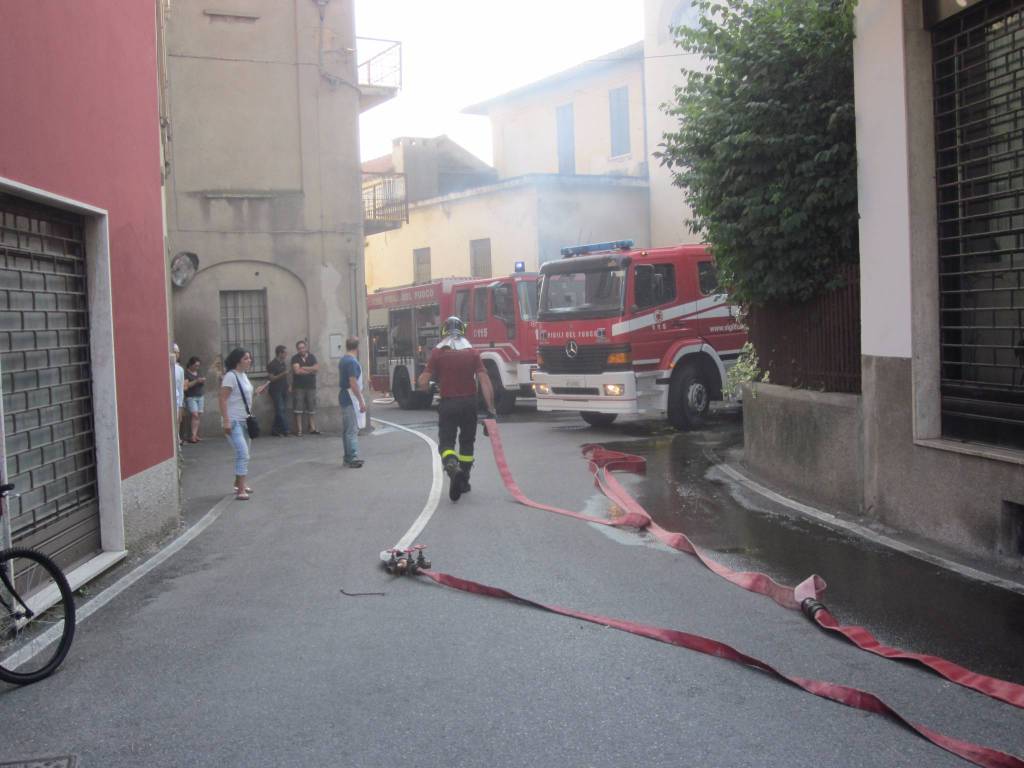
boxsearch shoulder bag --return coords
[234,372,261,439]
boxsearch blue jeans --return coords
[225,419,250,476]
[271,388,289,435]
[341,403,359,463]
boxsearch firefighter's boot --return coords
[444,455,464,502]
[459,461,473,494]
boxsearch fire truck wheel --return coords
[668,362,710,430]
[580,411,618,427]
[491,369,517,415]
[482,363,517,415]
[393,369,415,410]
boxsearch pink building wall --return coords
[0,0,173,479]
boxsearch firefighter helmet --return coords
[444,316,466,336]
[437,315,471,350]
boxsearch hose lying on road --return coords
[416,567,1024,768]
[483,419,1024,710]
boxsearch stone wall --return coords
[741,382,863,515]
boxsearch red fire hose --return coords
[417,568,1024,768]
[399,418,1024,766]
[482,418,1024,710]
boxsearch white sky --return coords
[355,0,645,165]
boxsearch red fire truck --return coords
[532,240,746,428]
[367,273,539,413]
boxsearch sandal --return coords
[231,486,254,494]
[235,491,250,501]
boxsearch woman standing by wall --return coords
[183,356,206,443]
[219,348,267,500]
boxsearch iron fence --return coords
[357,37,402,90]
[748,264,861,394]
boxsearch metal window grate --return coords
[220,290,268,374]
[933,2,1024,451]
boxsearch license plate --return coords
[565,379,581,388]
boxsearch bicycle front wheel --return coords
[0,547,76,685]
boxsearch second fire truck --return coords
[367,273,539,414]
[532,240,746,428]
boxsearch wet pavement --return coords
[596,411,1024,686]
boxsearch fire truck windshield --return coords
[538,268,625,320]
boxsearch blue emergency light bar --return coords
[560,239,634,257]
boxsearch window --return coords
[933,5,1024,451]
[556,103,575,175]
[389,308,413,357]
[698,261,719,295]
[493,282,516,338]
[517,280,538,321]
[454,289,470,322]
[413,247,431,284]
[670,0,701,30]
[538,268,626,320]
[473,288,489,323]
[470,238,492,278]
[220,290,268,373]
[609,86,630,157]
[633,264,676,310]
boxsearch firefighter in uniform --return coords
[418,316,496,501]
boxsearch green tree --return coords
[659,0,858,305]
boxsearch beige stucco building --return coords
[366,172,649,291]
[364,43,655,292]
[644,0,703,246]
[163,0,395,430]
[472,44,649,180]
[365,3,707,293]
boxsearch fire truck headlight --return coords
[606,351,631,365]
[603,383,625,397]
[535,383,551,395]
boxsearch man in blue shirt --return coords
[338,337,366,468]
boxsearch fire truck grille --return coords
[552,387,601,396]
[540,344,630,374]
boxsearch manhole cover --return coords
[0,758,76,768]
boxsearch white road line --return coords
[1,459,306,674]
[712,459,1024,597]
[372,416,443,559]
[4,420,441,673]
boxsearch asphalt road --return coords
[1,403,1021,768]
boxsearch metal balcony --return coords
[362,172,408,235]
[357,37,401,112]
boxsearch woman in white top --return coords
[219,348,268,500]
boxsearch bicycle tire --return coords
[0,547,76,685]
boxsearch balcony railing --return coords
[357,37,402,90]
[362,172,408,235]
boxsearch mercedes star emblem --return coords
[565,339,579,359]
